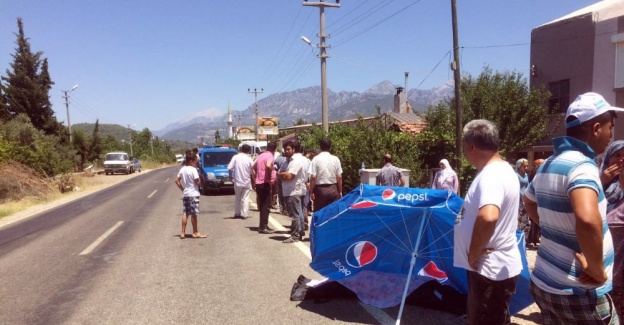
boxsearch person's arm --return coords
[251,161,257,190]
[375,173,381,186]
[310,175,317,202]
[468,204,498,270]
[570,188,608,285]
[175,176,184,191]
[337,174,343,198]
[263,159,273,184]
[453,175,459,193]
[399,176,405,187]
[523,194,539,226]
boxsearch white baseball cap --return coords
[566,92,624,128]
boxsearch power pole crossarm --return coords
[248,88,263,142]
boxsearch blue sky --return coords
[0,0,598,132]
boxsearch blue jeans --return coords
[285,195,304,237]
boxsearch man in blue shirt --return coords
[524,92,623,324]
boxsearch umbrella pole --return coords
[395,215,427,325]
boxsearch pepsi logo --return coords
[345,241,378,268]
[381,189,396,201]
[417,261,448,282]
[351,201,377,209]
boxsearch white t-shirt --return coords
[453,160,522,281]
[308,151,342,185]
[178,166,200,197]
[282,153,307,197]
[227,152,254,188]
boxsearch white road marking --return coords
[79,221,124,255]
[147,190,158,198]
[165,177,170,182]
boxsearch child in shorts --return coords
[175,153,206,239]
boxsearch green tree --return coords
[298,118,425,192]
[87,120,102,163]
[418,67,554,193]
[1,18,58,135]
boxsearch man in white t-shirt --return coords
[453,119,522,325]
[228,144,254,219]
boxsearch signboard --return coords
[258,126,278,135]
[257,117,279,135]
[236,126,255,140]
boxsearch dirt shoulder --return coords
[0,169,148,229]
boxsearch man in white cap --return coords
[524,92,623,324]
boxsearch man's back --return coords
[310,151,342,184]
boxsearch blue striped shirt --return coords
[525,136,613,296]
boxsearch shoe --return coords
[259,228,274,234]
[234,215,242,219]
[283,237,300,243]
[242,215,250,219]
[266,227,276,232]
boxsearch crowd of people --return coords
[173,91,624,324]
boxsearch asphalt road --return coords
[0,167,473,325]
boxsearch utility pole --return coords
[150,136,154,156]
[451,0,463,188]
[247,88,263,141]
[303,0,340,133]
[127,124,134,157]
[62,85,78,143]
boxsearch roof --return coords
[540,0,624,27]
[384,112,428,136]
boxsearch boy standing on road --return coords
[175,153,206,239]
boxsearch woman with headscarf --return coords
[602,141,624,318]
[431,159,459,193]
[527,158,544,249]
[516,158,530,234]
[601,140,624,212]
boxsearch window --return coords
[548,79,570,114]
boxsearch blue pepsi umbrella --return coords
[309,184,533,324]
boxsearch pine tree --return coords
[0,18,58,134]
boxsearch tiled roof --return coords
[384,112,428,136]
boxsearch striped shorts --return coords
[182,196,200,216]
[530,280,619,324]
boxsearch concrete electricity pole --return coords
[451,0,463,187]
[62,85,78,142]
[127,124,135,157]
[303,0,340,133]
[247,88,263,141]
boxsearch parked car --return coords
[198,145,237,194]
[175,154,184,164]
[132,158,142,172]
[104,152,132,175]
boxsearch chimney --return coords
[394,87,408,113]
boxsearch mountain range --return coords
[155,80,454,143]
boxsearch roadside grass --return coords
[0,162,175,220]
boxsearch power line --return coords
[333,1,420,48]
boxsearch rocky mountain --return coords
[156,80,454,142]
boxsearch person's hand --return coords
[575,252,608,285]
[600,163,622,185]
[468,248,494,270]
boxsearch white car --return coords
[175,154,184,164]
[104,152,132,175]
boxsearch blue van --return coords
[198,145,238,194]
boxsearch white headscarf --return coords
[438,159,456,180]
